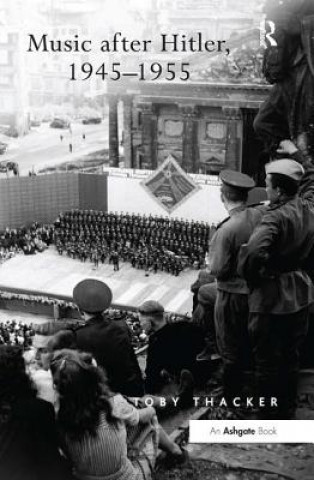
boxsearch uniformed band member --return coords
[111,250,120,271]
[208,170,266,403]
[138,300,205,404]
[53,211,213,276]
[72,279,144,397]
[239,139,314,419]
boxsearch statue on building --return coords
[254,0,314,159]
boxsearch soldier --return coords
[71,279,144,397]
[112,250,120,271]
[131,253,137,268]
[100,248,107,264]
[153,258,158,274]
[239,140,314,419]
[56,239,63,256]
[92,248,99,269]
[208,170,265,404]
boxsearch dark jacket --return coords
[209,205,265,294]
[190,271,215,312]
[145,321,205,393]
[0,397,72,480]
[74,314,144,397]
[239,156,314,314]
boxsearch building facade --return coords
[107,80,270,183]
[0,1,32,134]
[105,0,270,183]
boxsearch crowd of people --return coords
[0,135,313,479]
[0,278,198,480]
[0,320,35,348]
[195,139,314,421]
[0,223,53,256]
[0,211,215,278]
[54,211,215,275]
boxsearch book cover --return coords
[0,1,314,479]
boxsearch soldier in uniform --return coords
[56,239,63,255]
[53,208,211,274]
[239,140,314,418]
[100,247,107,264]
[112,250,120,271]
[92,248,99,269]
[72,279,144,397]
[208,170,265,404]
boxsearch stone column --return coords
[179,105,199,173]
[108,95,119,167]
[223,107,242,171]
[139,102,158,170]
[122,95,133,168]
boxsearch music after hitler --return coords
[27,32,230,55]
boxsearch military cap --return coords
[220,170,255,190]
[73,279,112,313]
[138,300,164,315]
[265,159,304,182]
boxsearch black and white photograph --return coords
[0,0,314,479]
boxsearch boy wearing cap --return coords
[208,170,266,404]
[72,279,144,397]
[239,139,314,419]
[138,300,204,396]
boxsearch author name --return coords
[134,396,278,408]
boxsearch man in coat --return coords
[239,139,314,418]
[138,300,204,399]
[73,279,144,397]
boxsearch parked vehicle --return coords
[82,117,102,125]
[50,118,70,129]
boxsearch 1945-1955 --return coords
[69,62,191,82]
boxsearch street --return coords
[0,119,109,176]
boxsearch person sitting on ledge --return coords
[192,282,218,362]
[50,349,188,480]
[71,279,145,397]
[138,300,205,403]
